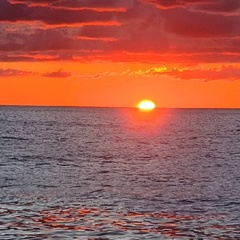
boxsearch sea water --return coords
[0,106,240,239]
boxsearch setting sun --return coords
[137,100,156,111]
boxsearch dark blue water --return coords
[0,107,240,239]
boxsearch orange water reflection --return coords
[119,108,173,136]
[1,205,237,239]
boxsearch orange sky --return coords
[0,0,240,108]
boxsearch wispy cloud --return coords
[42,70,72,78]
[129,65,240,81]
[0,68,33,76]
[80,65,240,81]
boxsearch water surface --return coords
[0,107,240,239]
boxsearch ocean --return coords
[0,106,239,239]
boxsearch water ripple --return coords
[0,205,239,239]
[1,107,240,239]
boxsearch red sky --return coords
[0,0,240,108]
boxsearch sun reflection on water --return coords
[1,204,238,239]
[118,108,173,137]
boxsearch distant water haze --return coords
[0,107,240,239]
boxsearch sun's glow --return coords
[137,100,156,111]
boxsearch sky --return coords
[0,0,240,108]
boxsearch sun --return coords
[137,99,156,112]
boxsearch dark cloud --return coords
[142,0,207,9]
[42,70,72,78]
[142,0,240,13]
[0,0,240,63]
[79,25,120,39]
[0,27,112,53]
[0,1,168,54]
[0,68,33,76]
[163,8,240,38]
[0,0,122,25]
[195,0,240,14]
[9,0,134,9]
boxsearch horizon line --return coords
[0,104,239,110]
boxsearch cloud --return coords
[0,1,169,56]
[81,65,240,81]
[42,70,72,78]
[1,63,234,81]
[142,0,240,13]
[9,0,134,10]
[0,0,123,25]
[0,67,72,78]
[0,68,33,76]
[139,65,240,81]
[163,8,240,38]
[194,0,240,14]
[142,0,204,9]
[0,0,240,63]
[169,66,240,81]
